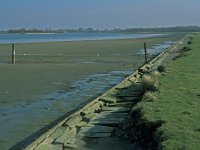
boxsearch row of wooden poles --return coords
[10,43,148,65]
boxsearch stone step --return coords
[34,138,62,150]
[108,102,133,107]
[99,112,128,118]
[79,125,114,133]
[78,132,112,138]
[135,81,142,84]
[114,82,131,90]
[117,94,142,97]
[50,126,70,139]
[82,112,97,122]
[117,97,136,101]
[54,128,77,145]
[63,138,77,149]
[127,77,137,82]
[101,107,130,113]
[34,143,63,150]
[77,121,88,127]
[99,96,117,104]
[117,97,141,102]
[90,118,124,127]
[81,101,104,115]
[63,114,82,128]
[115,86,129,90]
[64,143,78,149]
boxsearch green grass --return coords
[135,33,200,149]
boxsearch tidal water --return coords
[0,32,164,44]
[0,70,132,150]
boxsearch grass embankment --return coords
[133,33,200,149]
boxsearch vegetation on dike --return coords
[132,33,200,149]
[142,74,159,92]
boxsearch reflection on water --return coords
[137,41,176,55]
[0,70,131,150]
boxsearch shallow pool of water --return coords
[0,70,132,149]
[137,41,176,55]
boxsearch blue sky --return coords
[0,0,200,30]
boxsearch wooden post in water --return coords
[144,42,148,64]
[12,43,15,64]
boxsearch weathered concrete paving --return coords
[31,79,143,150]
[73,137,138,150]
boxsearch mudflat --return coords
[0,35,182,149]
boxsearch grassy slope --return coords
[136,33,200,149]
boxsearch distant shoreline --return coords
[24,33,56,35]
[1,26,200,34]
[0,33,165,44]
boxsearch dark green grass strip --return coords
[134,33,200,150]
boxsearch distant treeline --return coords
[0,28,101,34]
[120,26,200,33]
[1,26,200,34]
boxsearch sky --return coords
[0,0,200,30]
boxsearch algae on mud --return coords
[0,35,182,149]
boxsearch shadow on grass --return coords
[130,107,166,149]
[173,44,192,61]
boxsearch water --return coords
[137,41,176,55]
[0,32,164,44]
[0,70,131,149]
[0,33,174,149]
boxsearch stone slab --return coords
[99,96,117,104]
[117,97,141,102]
[34,143,49,150]
[43,137,55,144]
[64,115,82,128]
[82,113,97,122]
[78,132,111,138]
[34,143,63,150]
[50,126,70,139]
[101,107,130,113]
[54,128,77,144]
[79,125,113,133]
[49,144,63,150]
[64,143,78,149]
[81,101,104,116]
[98,112,128,118]
[77,121,88,127]
[90,118,123,127]
[108,102,133,108]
